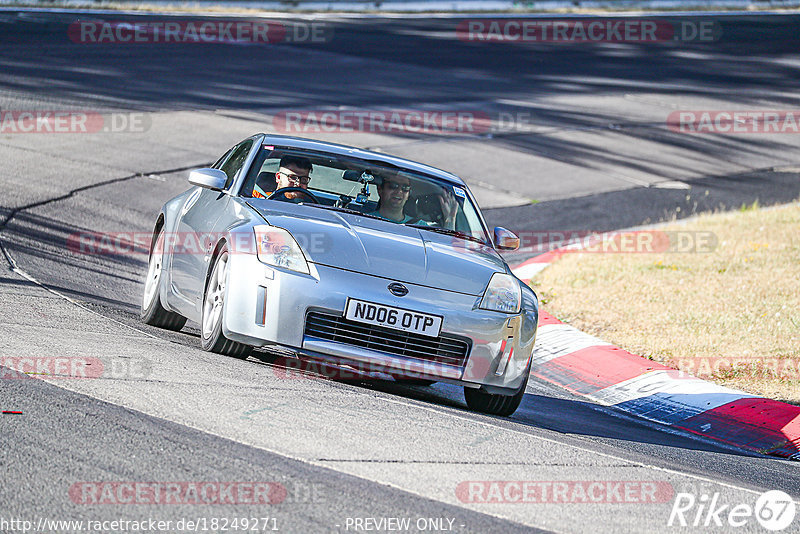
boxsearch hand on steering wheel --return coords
[267,187,321,204]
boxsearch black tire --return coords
[464,370,529,417]
[141,228,187,331]
[201,246,251,359]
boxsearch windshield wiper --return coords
[406,224,488,245]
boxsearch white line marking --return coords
[511,262,549,280]
[533,323,611,365]
[595,370,755,408]
[7,263,159,340]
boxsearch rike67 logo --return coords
[668,490,796,531]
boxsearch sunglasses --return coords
[385,181,411,192]
[280,171,311,185]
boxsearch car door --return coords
[169,139,256,317]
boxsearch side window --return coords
[219,140,254,189]
[211,148,232,170]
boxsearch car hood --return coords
[248,201,506,295]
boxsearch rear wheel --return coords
[201,246,251,359]
[464,370,529,417]
[141,229,187,331]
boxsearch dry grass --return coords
[532,201,800,404]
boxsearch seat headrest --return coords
[257,171,277,192]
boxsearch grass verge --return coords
[532,201,800,404]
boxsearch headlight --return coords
[253,225,309,274]
[479,273,521,313]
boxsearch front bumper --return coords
[222,253,537,392]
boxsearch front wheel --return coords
[201,246,251,359]
[464,371,529,417]
[141,229,187,331]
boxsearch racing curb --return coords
[510,250,800,460]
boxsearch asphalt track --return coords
[1,9,800,534]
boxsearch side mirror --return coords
[189,168,227,191]
[494,227,520,251]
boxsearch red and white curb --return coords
[511,251,800,460]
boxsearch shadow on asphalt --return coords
[246,349,764,460]
[2,14,800,177]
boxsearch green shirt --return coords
[363,210,416,224]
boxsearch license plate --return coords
[344,298,442,338]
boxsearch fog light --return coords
[256,286,268,326]
[494,338,514,376]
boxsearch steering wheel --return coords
[267,187,321,204]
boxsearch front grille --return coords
[304,311,471,368]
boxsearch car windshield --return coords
[241,147,491,244]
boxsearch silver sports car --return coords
[141,135,538,416]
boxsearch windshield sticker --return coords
[453,186,467,199]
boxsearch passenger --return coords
[365,173,457,229]
[365,173,416,223]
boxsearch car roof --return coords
[261,134,466,186]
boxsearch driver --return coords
[253,155,313,200]
[274,155,313,200]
